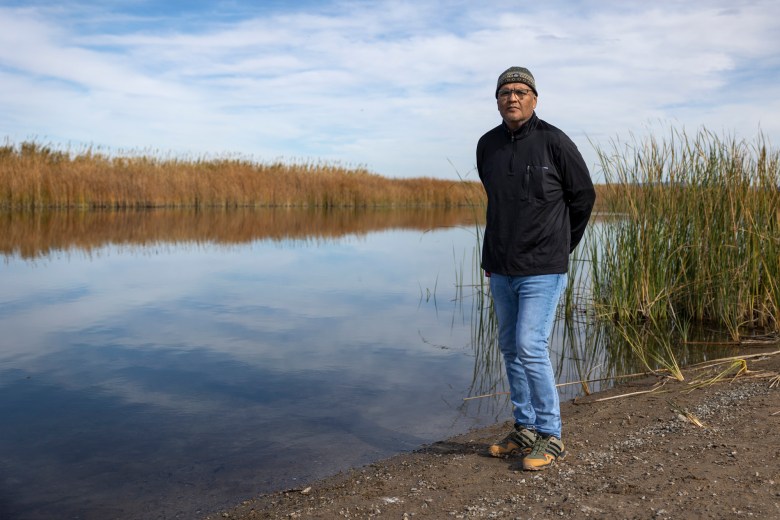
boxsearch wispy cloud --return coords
[1,0,778,180]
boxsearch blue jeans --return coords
[489,273,567,438]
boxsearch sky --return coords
[1,0,779,183]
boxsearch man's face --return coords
[496,82,537,130]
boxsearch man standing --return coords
[477,66,595,470]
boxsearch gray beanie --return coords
[495,66,537,97]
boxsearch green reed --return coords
[468,228,504,399]
[591,128,779,340]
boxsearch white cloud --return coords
[0,0,778,181]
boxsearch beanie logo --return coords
[506,73,531,82]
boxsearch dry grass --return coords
[0,141,486,209]
[0,141,617,211]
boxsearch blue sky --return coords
[1,0,778,182]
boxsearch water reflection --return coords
[0,207,484,259]
[0,209,740,520]
[0,208,496,520]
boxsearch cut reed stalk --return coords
[687,359,748,390]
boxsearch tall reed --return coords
[591,128,780,339]
[0,141,484,209]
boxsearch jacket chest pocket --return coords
[522,165,550,201]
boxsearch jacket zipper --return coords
[508,133,517,176]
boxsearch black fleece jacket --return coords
[476,113,596,276]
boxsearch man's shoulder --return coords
[533,118,578,148]
[478,123,505,141]
[480,123,506,139]
[534,117,567,137]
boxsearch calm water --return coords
[0,209,733,519]
[0,209,510,519]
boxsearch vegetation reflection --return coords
[0,207,483,259]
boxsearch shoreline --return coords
[205,346,780,519]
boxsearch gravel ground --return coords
[205,347,780,520]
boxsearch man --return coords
[476,66,595,471]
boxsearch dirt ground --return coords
[205,347,780,520]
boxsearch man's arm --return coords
[557,137,596,252]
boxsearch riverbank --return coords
[205,346,780,519]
